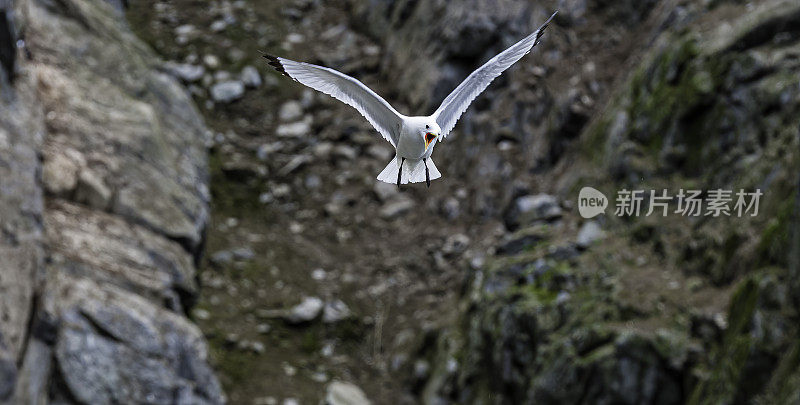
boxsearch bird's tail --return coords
[376,156,441,184]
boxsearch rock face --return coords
[395,0,800,404]
[0,0,222,403]
[0,12,43,402]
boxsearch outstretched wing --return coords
[264,54,403,147]
[432,12,556,139]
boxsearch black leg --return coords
[424,158,430,188]
[397,157,405,187]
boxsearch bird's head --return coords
[421,121,441,150]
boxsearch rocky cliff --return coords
[0,0,223,403]
[8,0,794,403]
[392,0,800,403]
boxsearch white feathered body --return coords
[377,116,442,184]
[395,116,437,159]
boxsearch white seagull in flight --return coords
[264,12,556,187]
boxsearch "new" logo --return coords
[578,187,608,218]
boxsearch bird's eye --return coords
[425,125,430,129]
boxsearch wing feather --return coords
[264,54,403,146]
[432,12,556,138]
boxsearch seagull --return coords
[264,12,556,187]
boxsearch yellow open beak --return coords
[425,132,437,150]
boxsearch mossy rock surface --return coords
[421,1,800,403]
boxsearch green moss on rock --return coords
[688,276,760,404]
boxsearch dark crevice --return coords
[17,292,41,370]
[0,9,16,84]
[79,309,125,344]
[49,351,82,404]
[725,7,800,53]
[45,0,95,33]
[792,126,800,307]
[390,0,419,28]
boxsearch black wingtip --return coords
[535,11,558,43]
[262,52,291,78]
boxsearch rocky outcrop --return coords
[0,4,43,399]
[409,0,800,403]
[0,0,222,403]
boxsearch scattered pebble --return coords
[211,80,245,103]
[414,360,430,380]
[241,65,262,88]
[311,268,327,281]
[224,333,239,348]
[325,381,371,405]
[210,19,228,32]
[282,363,298,377]
[310,371,328,383]
[278,101,303,122]
[272,184,291,198]
[259,192,274,204]
[305,174,321,189]
[322,300,351,323]
[210,250,234,266]
[441,197,460,220]
[251,341,265,353]
[556,291,571,305]
[174,24,195,37]
[276,120,311,138]
[253,397,277,405]
[192,308,211,320]
[231,247,255,261]
[576,220,605,248]
[163,62,205,82]
[333,145,358,160]
[379,195,415,219]
[289,222,304,234]
[321,343,334,357]
[258,296,324,324]
[203,54,220,69]
[280,155,312,175]
[286,33,305,43]
[256,142,282,161]
[517,194,562,220]
[213,71,232,82]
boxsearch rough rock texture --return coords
[0,0,222,403]
[0,15,43,401]
[411,0,800,403]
